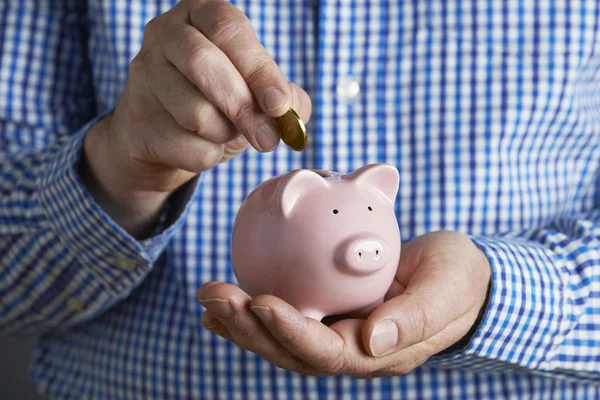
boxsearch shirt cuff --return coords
[428,235,563,373]
[37,112,202,295]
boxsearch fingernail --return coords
[256,124,280,151]
[370,320,399,357]
[201,323,218,330]
[198,298,233,318]
[263,87,287,111]
[251,305,273,323]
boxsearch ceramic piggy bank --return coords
[230,163,401,321]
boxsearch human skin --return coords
[197,230,492,378]
[80,0,311,238]
[77,0,492,377]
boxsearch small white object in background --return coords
[336,76,361,100]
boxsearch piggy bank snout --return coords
[335,236,388,274]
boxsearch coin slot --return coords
[313,170,332,178]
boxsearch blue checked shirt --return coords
[1,0,600,398]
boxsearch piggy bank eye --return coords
[332,209,339,214]
[368,206,373,211]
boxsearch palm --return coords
[385,231,490,322]
[197,230,491,377]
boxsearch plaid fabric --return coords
[1,0,600,398]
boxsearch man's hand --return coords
[196,231,491,378]
[81,0,311,237]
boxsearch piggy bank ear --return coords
[346,163,400,204]
[269,170,328,217]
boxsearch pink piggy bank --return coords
[230,163,401,321]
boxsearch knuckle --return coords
[277,310,308,344]
[217,128,240,145]
[224,131,246,149]
[413,355,428,370]
[230,314,255,337]
[320,353,346,374]
[315,337,346,374]
[244,55,276,87]
[128,55,146,75]
[187,45,213,85]
[207,5,253,45]
[287,359,308,375]
[229,98,256,123]
[213,18,251,47]
[143,16,162,38]
[184,103,210,133]
[415,302,431,342]
[196,143,224,171]
[389,362,412,376]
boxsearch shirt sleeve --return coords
[0,113,201,335]
[0,2,201,335]
[428,210,600,384]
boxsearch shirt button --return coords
[67,298,85,312]
[336,77,361,100]
[116,254,138,271]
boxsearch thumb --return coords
[362,287,457,357]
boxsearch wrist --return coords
[435,239,493,357]
[80,114,171,238]
[436,278,492,356]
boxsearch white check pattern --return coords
[1,0,600,398]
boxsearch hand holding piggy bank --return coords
[230,163,401,321]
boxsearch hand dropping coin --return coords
[276,107,307,152]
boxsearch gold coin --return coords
[276,107,307,152]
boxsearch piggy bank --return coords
[230,163,401,321]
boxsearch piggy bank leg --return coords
[349,297,385,319]
[298,308,325,322]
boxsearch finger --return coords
[363,272,461,357]
[143,111,224,173]
[200,312,236,341]
[211,325,235,342]
[197,283,312,373]
[200,309,220,328]
[198,281,222,294]
[384,279,406,301]
[190,1,293,118]
[289,82,312,124]
[160,24,280,152]
[251,295,456,377]
[375,312,481,378]
[251,297,393,376]
[250,295,352,374]
[222,132,249,162]
[149,61,238,144]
